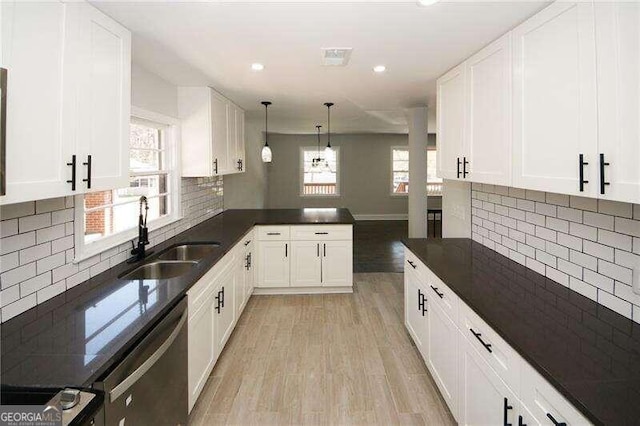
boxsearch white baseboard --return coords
[353,214,408,221]
[253,286,353,295]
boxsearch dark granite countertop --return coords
[0,208,354,397]
[403,238,640,426]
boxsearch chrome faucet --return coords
[128,196,150,263]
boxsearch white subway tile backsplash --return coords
[598,199,633,219]
[598,290,632,319]
[0,176,224,322]
[583,269,614,293]
[1,219,18,238]
[472,184,640,323]
[569,222,597,241]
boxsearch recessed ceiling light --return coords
[373,65,386,73]
[251,63,264,71]
[417,0,440,5]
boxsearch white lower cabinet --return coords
[404,248,592,425]
[214,263,235,354]
[426,303,460,419]
[187,286,216,412]
[257,225,353,290]
[459,335,520,426]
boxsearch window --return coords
[300,146,339,196]
[75,108,181,260]
[390,147,443,195]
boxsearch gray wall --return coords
[223,118,269,209]
[265,133,440,216]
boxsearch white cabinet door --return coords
[459,335,520,426]
[214,264,236,354]
[512,2,598,196]
[321,240,353,287]
[290,241,322,287]
[0,1,76,204]
[234,252,246,318]
[594,2,640,204]
[257,241,290,288]
[437,62,467,181]
[245,239,255,297]
[426,303,460,421]
[235,107,246,173]
[188,291,215,412]
[404,267,428,356]
[210,90,230,176]
[466,33,512,187]
[76,3,130,193]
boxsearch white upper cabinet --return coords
[0,1,131,205]
[437,63,467,181]
[76,3,131,193]
[466,33,512,187]
[594,2,640,204]
[512,2,598,197]
[1,1,76,204]
[178,87,245,177]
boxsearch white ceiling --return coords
[93,0,549,134]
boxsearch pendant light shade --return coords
[324,102,334,160]
[261,101,272,163]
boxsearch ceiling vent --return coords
[321,48,352,66]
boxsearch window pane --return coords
[130,123,161,150]
[130,149,161,172]
[393,171,409,194]
[302,147,338,195]
[393,148,409,161]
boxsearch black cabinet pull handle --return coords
[407,260,417,269]
[430,285,444,299]
[315,232,329,235]
[267,232,281,235]
[518,415,526,426]
[215,291,221,313]
[456,157,461,178]
[237,159,243,171]
[599,153,610,195]
[285,243,288,257]
[245,254,250,270]
[323,243,326,257]
[579,154,589,192]
[244,239,251,246]
[248,252,252,269]
[470,328,493,353]
[418,289,427,316]
[503,397,513,426]
[546,413,566,426]
[213,158,218,174]
[463,157,469,178]
[317,243,320,257]
[220,286,224,308]
[66,155,76,191]
[82,155,92,189]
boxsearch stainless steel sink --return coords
[158,243,221,262]
[120,261,198,280]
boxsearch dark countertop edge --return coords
[2,208,355,391]
[401,238,604,426]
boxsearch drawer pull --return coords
[503,397,513,426]
[546,413,566,426]
[470,328,492,353]
[407,260,417,269]
[267,232,281,235]
[430,285,444,299]
[518,415,526,426]
[244,239,251,246]
[314,232,329,235]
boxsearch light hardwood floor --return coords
[188,273,456,426]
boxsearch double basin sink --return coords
[119,243,221,280]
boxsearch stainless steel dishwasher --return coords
[94,297,188,426]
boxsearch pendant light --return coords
[261,101,272,163]
[323,102,334,160]
[312,125,323,170]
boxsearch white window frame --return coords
[299,146,340,197]
[390,146,409,196]
[73,107,182,262]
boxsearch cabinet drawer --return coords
[520,362,591,426]
[257,226,290,241]
[459,303,521,394]
[290,225,352,241]
[424,267,459,325]
[404,248,429,285]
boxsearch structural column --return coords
[406,107,428,238]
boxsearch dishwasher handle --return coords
[109,310,188,402]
